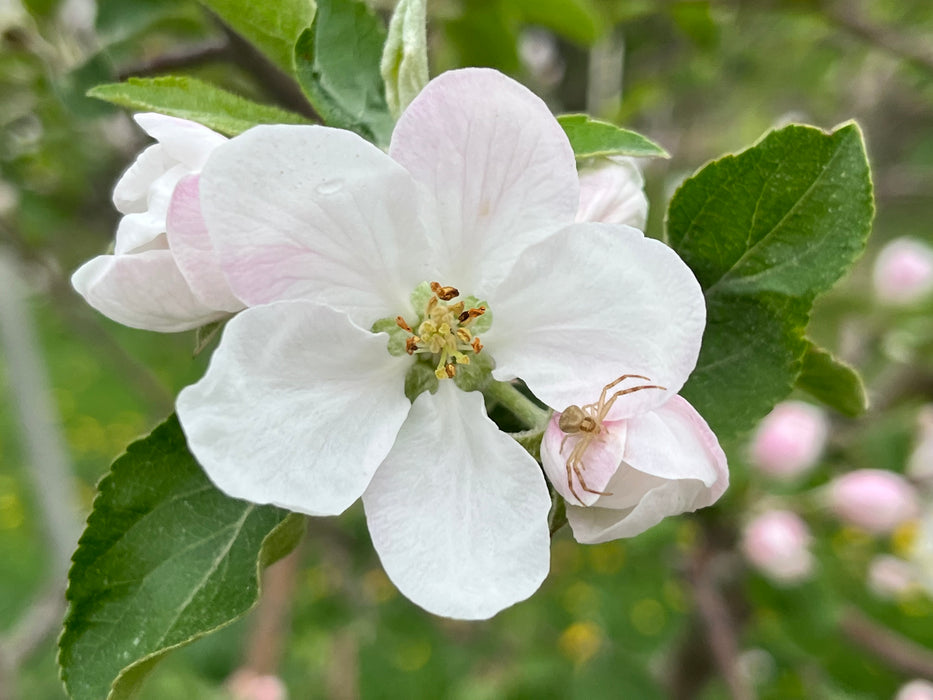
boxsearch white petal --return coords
[133,113,227,170]
[200,125,432,328]
[177,301,411,516]
[113,164,188,254]
[576,158,648,230]
[566,396,728,543]
[112,144,167,214]
[363,383,552,619]
[166,175,243,312]
[489,223,706,419]
[71,249,229,332]
[389,68,578,295]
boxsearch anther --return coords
[396,316,413,332]
[405,337,419,355]
[430,281,459,301]
[445,363,456,378]
[459,306,486,323]
[471,337,483,354]
[456,328,472,344]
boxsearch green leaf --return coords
[198,0,315,74]
[557,114,668,159]
[59,416,304,700]
[380,0,429,118]
[294,0,395,146]
[88,76,313,136]
[669,123,873,437]
[796,340,868,416]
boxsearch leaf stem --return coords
[483,380,550,429]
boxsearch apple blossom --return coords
[71,113,243,331]
[748,400,828,481]
[741,510,814,584]
[827,469,919,534]
[176,68,709,619]
[907,405,933,486]
[540,394,728,543]
[872,237,933,306]
[575,157,648,230]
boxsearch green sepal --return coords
[404,361,439,402]
[371,317,409,356]
[557,114,669,159]
[452,350,494,392]
[796,340,869,416]
[88,77,313,136]
[194,317,229,356]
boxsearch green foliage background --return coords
[2,0,933,697]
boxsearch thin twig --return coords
[840,607,933,678]
[686,543,755,700]
[819,1,933,78]
[116,40,231,81]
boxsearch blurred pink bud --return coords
[897,679,933,700]
[749,401,828,480]
[873,237,933,306]
[867,555,916,599]
[742,510,814,584]
[828,469,919,534]
[226,669,288,700]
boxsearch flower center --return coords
[397,282,488,380]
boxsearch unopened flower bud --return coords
[226,669,288,700]
[873,237,933,306]
[742,510,814,584]
[828,469,919,534]
[749,401,828,481]
[867,554,916,599]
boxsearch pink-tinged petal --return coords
[112,144,167,214]
[563,396,728,543]
[176,301,411,516]
[576,158,648,230]
[363,383,552,619]
[71,249,230,332]
[166,175,243,312]
[489,223,705,418]
[200,125,432,327]
[540,413,627,506]
[133,113,227,171]
[389,68,578,295]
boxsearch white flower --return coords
[176,68,707,619]
[71,113,242,331]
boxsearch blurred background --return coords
[2,0,933,697]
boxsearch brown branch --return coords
[116,39,231,81]
[820,1,933,78]
[687,545,756,700]
[840,607,933,678]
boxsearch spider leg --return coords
[597,374,652,407]
[560,433,571,456]
[598,383,666,422]
[565,435,612,504]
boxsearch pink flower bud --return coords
[867,555,916,599]
[749,401,828,480]
[897,680,933,700]
[828,469,919,534]
[742,510,814,584]
[873,237,933,306]
[226,669,288,700]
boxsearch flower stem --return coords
[483,380,550,429]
